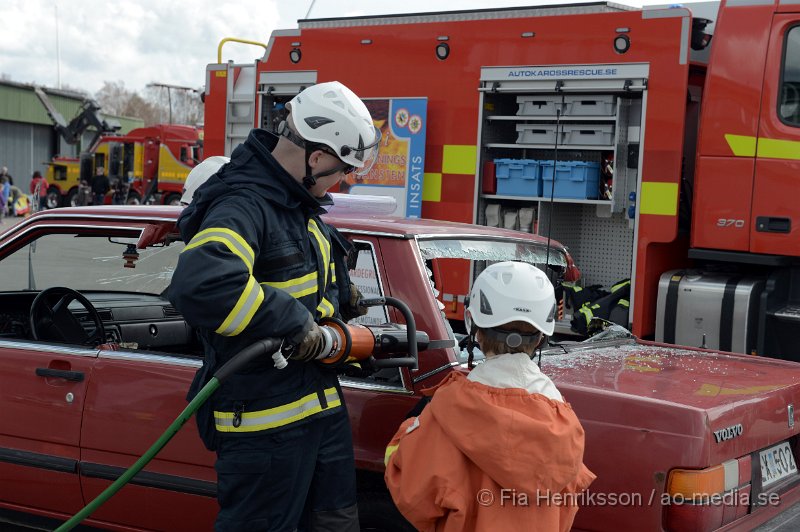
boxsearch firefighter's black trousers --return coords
[214,407,359,532]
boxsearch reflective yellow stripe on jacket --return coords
[214,387,342,432]
[262,271,319,299]
[259,221,338,318]
[183,227,255,271]
[182,227,264,336]
[308,219,335,318]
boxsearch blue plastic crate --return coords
[541,161,601,199]
[494,159,542,197]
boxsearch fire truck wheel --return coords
[164,193,181,206]
[357,492,416,532]
[125,191,142,205]
[66,188,78,208]
[45,187,61,209]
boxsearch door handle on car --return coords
[36,368,85,382]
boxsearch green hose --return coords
[55,338,281,532]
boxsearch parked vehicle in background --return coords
[0,205,798,531]
[35,85,203,208]
[45,124,203,207]
[201,0,800,363]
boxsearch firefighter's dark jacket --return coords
[168,129,354,449]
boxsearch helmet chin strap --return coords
[301,146,347,190]
[466,323,478,369]
[302,146,317,190]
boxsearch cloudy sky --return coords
[2,0,711,97]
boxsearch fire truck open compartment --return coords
[475,66,645,333]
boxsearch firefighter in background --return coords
[168,81,380,531]
[92,165,110,206]
[179,156,230,207]
[385,262,595,532]
[112,172,133,205]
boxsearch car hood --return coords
[542,340,800,464]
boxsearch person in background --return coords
[112,171,134,205]
[30,171,48,211]
[9,185,23,215]
[1,166,14,187]
[179,156,230,207]
[76,178,92,206]
[0,176,9,220]
[91,165,110,206]
[385,261,595,532]
[168,81,379,531]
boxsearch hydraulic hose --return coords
[55,337,282,532]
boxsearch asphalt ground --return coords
[0,214,25,232]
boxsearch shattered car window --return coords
[417,239,567,269]
[0,234,184,294]
[415,238,569,360]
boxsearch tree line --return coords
[95,80,203,127]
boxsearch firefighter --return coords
[168,81,380,532]
[385,262,595,531]
[179,155,230,207]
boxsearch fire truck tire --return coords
[125,191,142,205]
[66,188,79,207]
[357,492,415,532]
[45,187,61,209]
[163,193,181,206]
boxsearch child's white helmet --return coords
[465,261,556,336]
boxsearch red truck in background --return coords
[201,0,800,362]
[46,124,203,207]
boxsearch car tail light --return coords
[664,455,751,531]
[668,465,726,498]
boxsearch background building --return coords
[0,80,143,193]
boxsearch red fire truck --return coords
[203,0,800,360]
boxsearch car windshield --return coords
[0,233,185,295]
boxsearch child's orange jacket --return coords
[384,371,595,531]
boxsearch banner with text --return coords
[341,97,427,218]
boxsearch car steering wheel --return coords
[30,287,106,346]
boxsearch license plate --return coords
[760,441,798,488]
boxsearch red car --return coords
[0,206,799,531]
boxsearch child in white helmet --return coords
[385,261,595,532]
[464,261,563,399]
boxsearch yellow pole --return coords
[217,38,269,64]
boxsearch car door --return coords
[337,237,422,468]
[79,351,217,531]
[0,340,97,516]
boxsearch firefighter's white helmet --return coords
[465,261,556,336]
[288,81,381,176]
[180,156,229,206]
